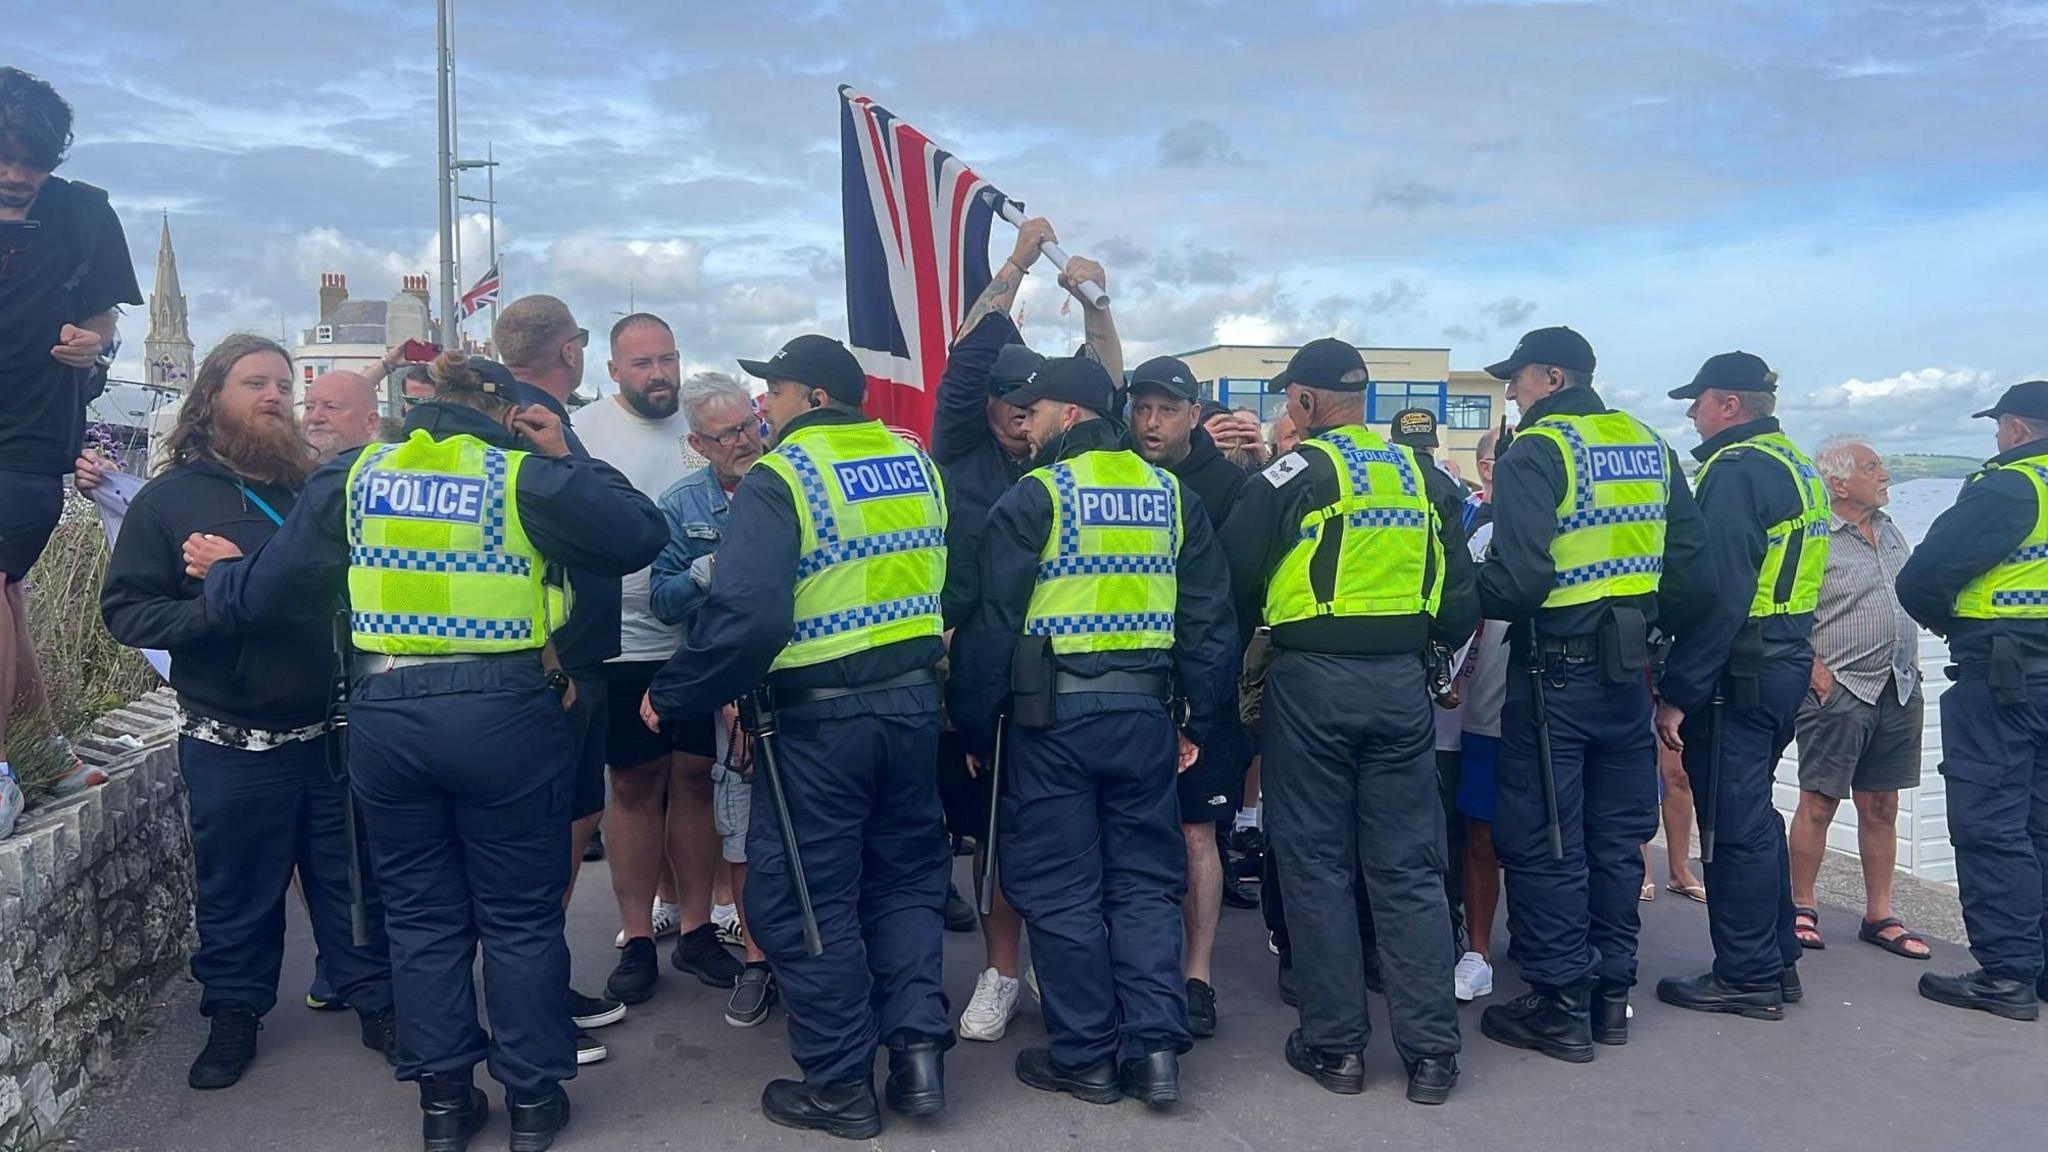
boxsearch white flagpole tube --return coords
[996,200,1108,309]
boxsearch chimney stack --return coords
[318,272,348,322]
[402,274,430,305]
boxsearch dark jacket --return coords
[952,418,1237,758]
[1221,425,1478,658]
[1658,416,1812,712]
[933,312,1032,626]
[1896,435,2048,671]
[100,458,330,729]
[1476,385,1715,652]
[202,403,665,666]
[514,380,617,671]
[647,407,948,724]
[1162,426,1249,529]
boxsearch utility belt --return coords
[351,646,573,709]
[1715,620,1811,710]
[1006,635,1174,729]
[1531,605,1650,686]
[763,667,937,708]
[1948,634,2038,707]
[1053,670,1171,698]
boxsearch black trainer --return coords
[727,963,778,1027]
[608,937,660,1005]
[1284,1029,1364,1095]
[885,1037,947,1116]
[1014,1047,1121,1105]
[1592,981,1630,1045]
[507,1084,571,1152]
[762,1077,881,1140]
[1221,872,1261,910]
[1405,1055,1458,1105]
[944,882,978,933]
[1119,1049,1180,1110]
[582,829,605,862]
[1656,972,1785,1021]
[1917,969,2041,1022]
[359,1007,398,1065]
[419,1072,487,1152]
[1186,977,1218,1039]
[1480,980,1597,1063]
[569,988,625,1029]
[188,1002,261,1090]
[1230,826,1267,880]
[672,923,744,988]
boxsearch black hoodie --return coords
[100,457,332,729]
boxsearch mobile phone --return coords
[398,338,441,363]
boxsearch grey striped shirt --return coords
[1812,509,1919,705]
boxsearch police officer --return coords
[1219,338,1476,1105]
[203,351,666,1152]
[1895,380,2048,1021]
[1654,351,1827,1020]
[643,335,956,1139]
[1472,327,1711,1061]
[953,355,1235,1110]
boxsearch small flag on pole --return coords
[459,260,501,320]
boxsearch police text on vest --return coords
[1077,487,1171,527]
[363,472,488,523]
[1587,446,1665,483]
[834,456,931,502]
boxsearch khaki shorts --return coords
[1794,678,1924,800]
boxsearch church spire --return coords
[144,211,195,391]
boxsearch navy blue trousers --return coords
[181,732,392,1019]
[1000,704,1189,1068]
[746,704,953,1086]
[1678,653,1804,987]
[1496,656,1659,992]
[1938,676,2048,983]
[348,659,576,1093]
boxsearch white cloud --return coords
[545,234,706,296]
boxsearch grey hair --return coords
[1733,390,1777,420]
[680,371,752,432]
[1476,424,1501,461]
[1814,434,1873,482]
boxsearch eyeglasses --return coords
[570,328,589,349]
[698,421,757,447]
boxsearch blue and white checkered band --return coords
[1992,590,2048,606]
[1024,611,1176,637]
[348,444,516,576]
[778,442,841,548]
[797,526,947,579]
[1318,432,1417,499]
[2007,542,2048,565]
[1299,507,1428,544]
[790,593,942,643]
[348,546,531,575]
[1037,553,1177,581]
[1554,554,1664,588]
[2014,464,2048,488]
[1558,503,1666,533]
[1052,463,1083,557]
[1151,465,1182,556]
[351,612,534,641]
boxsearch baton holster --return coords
[1598,606,1650,685]
[1989,635,2028,708]
[1009,636,1057,729]
[1726,620,1765,711]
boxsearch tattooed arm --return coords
[1062,255,1121,384]
[957,216,1056,340]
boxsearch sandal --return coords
[1794,906,1825,950]
[1858,917,1931,960]
[1639,881,1656,902]
[1664,881,1708,904]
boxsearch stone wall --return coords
[0,691,192,1148]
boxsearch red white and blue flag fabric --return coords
[458,260,501,320]
[840,85,1006,441]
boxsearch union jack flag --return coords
[840,86,1006,438]
[458,260,501,320]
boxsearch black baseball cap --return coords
[1668,351,1775,400]
[1268,338,1369,392]
[1390,407,1439,448]
[1128,355,1201,402]
[1002,355,1116,413]
[738,334,867,406]
[1972,380,2048,420]
[989,343,1045,392]
[1485,326,1596,380]
[468,357,520,395]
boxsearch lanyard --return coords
[238,482,286,527]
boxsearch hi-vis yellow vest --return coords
[1263,426,1443,626]
[1697,431,1831,617]
[1954,453,2048,619]
[755,419,947,672]
[1516,411,1671,608]
[1022,449,1182,654]
[345,431,564,654]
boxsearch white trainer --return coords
[1453,951,1494,1002]
[958,967,1022,1042]
[712,902,743,947]
[614,899,682,948]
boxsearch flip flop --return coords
[1858,917,1931,960]
[1639,881,1656,902]
[1794,905,1825,950]
[1664,881,1708,904]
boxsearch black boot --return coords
[1479,979,1596,1063]
[360,1008,398,1065]
[1656,971,1784,1021]
[187,1002,261,1090]
[944,882,977,933]
[762,1077,882,1139]
[1284,1029,1364,1095]
[507,1084,571,1152]
[1404,1055,1458,1106]
[1221,873,1261,910]
[1781,965,1804,1004]
[1014,1047,1121,1105]
[1917,969,2041,1022]
[1592,981,1630,1045]
[1185,978,1218,1039]
[419,1073,487,1152]
[1119,1048,1180,1110]
[885,1038,946,1117]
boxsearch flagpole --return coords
[435,0,457,348]
[486,143,497,341]
[993,197,1107,307]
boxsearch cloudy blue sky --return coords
[21,0,2048,452]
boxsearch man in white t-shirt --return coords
[575,314,738,1007]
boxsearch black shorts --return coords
[601,660,718,766]
[1177,740,1245,825]
[937,728,994,842]
[0,470,63,583]
[566,671,610,821]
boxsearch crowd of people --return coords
[5,64,2048,1152]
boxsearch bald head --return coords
[303,370,381,460]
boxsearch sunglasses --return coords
[569,328,589,349]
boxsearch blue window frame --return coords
[1445,393,1493,430]
[1368,381,1446,424]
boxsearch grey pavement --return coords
[62,856,2048,1152]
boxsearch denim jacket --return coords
[650,465,731,631]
